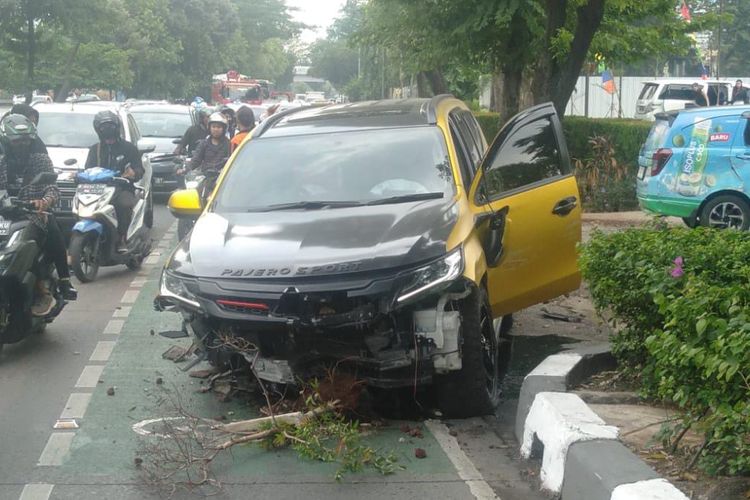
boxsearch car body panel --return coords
[637,105,750,219]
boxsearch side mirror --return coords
[64,158,77,166]
[137,139,156,155]
[477,206,509,268]
[168,189,202,219]
[30,172,59,186]
[742,111,750,120]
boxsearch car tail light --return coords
[651,148,672,176]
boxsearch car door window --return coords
[449,121,474,188]
[460,110,487,155]
[127,115,140,143]
[481,115,564,200]
[449,110,482,172]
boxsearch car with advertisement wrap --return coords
[637,105,750,228]
[157,97,582,418]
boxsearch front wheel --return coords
[434,287,502,418]
[70,232,100,283]
[700,195,750,230]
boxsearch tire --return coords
[144,193,154,229]
[700,194,750,230]
[177,218,194,241]
[434,286,502,418]
[69,232,100,283]
[682,216,698,228]
[126,256,143,271]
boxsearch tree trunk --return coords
[500,64,523,122]
[55,42,82,103]
[531,0,606,117]
[26,7,36,101]
[417,71,431,97]
[425,69,448,95]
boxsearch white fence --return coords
[564,75,750,119]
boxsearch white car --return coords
[32,101,154,230]
[634,79,734,120]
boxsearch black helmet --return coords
[93,110,121,141]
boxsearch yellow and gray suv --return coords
[158,96,581,417]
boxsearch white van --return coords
[634,79,733,120]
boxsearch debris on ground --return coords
[158,329,189,339]
[540,304,584,323]
[414,448,427,459]
[188,369,216,379]
[107,387,115,396]
[161,345,188,362]
[155,377,163,385]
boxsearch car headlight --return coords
[160,270,201,309]
[396,248,464,304]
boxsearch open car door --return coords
[469,103,581,317]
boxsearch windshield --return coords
[213,127,454,212]
[131,111,192,138]
[36,112,99,148]
[643,119,671,154]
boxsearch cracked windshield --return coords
[0,0,747,499]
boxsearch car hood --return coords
[143,137,179,158]
[48,147,89,174]
[180,198,459,279]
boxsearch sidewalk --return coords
[582,211,683,226]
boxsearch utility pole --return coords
[717,0,723,79]
[381,48,386,99]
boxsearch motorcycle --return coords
[0,172,74,351]
[68,159,153,282]
[175,167,221,241]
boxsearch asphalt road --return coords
[0,203,547,500]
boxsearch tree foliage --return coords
[0,0,301,100]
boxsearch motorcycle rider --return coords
[84,111,144,253]
[219,106,236,138]
[174,107,211,156]
[230,106,255,153]
[0,114,75,316]
[191,113,230,174]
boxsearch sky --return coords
[286,0,348,43]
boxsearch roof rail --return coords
[252,105,313,138]
[426,94,454,124]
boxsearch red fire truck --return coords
[211,71,271,105]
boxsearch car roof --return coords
[33,101,127,114]
[255,97,455,138]
[127,103,190,113]
[677,104,750,118]
[642,79,734,86]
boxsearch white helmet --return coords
[208,112,228,129]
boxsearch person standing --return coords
[692,83,709,107]
[731,80,749,104]
[230,106,255,153]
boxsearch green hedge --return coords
[474,113,652,211]
[580,227,750,475]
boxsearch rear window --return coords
[643,119,671,153]
[639,83,659,100]
[36,112,100,148]
[659,85,694,101]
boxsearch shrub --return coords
[473,113,651,211]
[580,227,750,475]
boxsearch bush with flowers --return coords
[579,225,750,475]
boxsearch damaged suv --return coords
[157,97,581,417]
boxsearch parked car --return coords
[128,103,194,193]
[637,105,750,229]
[33,101,154,232]
[158,97,582,417]
[635,79,734,121]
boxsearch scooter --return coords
[68,159,153,283]
[0,172,74,352]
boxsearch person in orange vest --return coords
[230,106,256,153]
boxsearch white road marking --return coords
[18,483,54,500]
[112,306,131,318]
[143,255,160,265]
[129,278,149,288]
[121,290,140,304]
[103,319,124,335]
[37,433,74,466]
[75,365,105,388]
[89,341,116,362]
[425,420,500,500]
[59,393,92,420]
